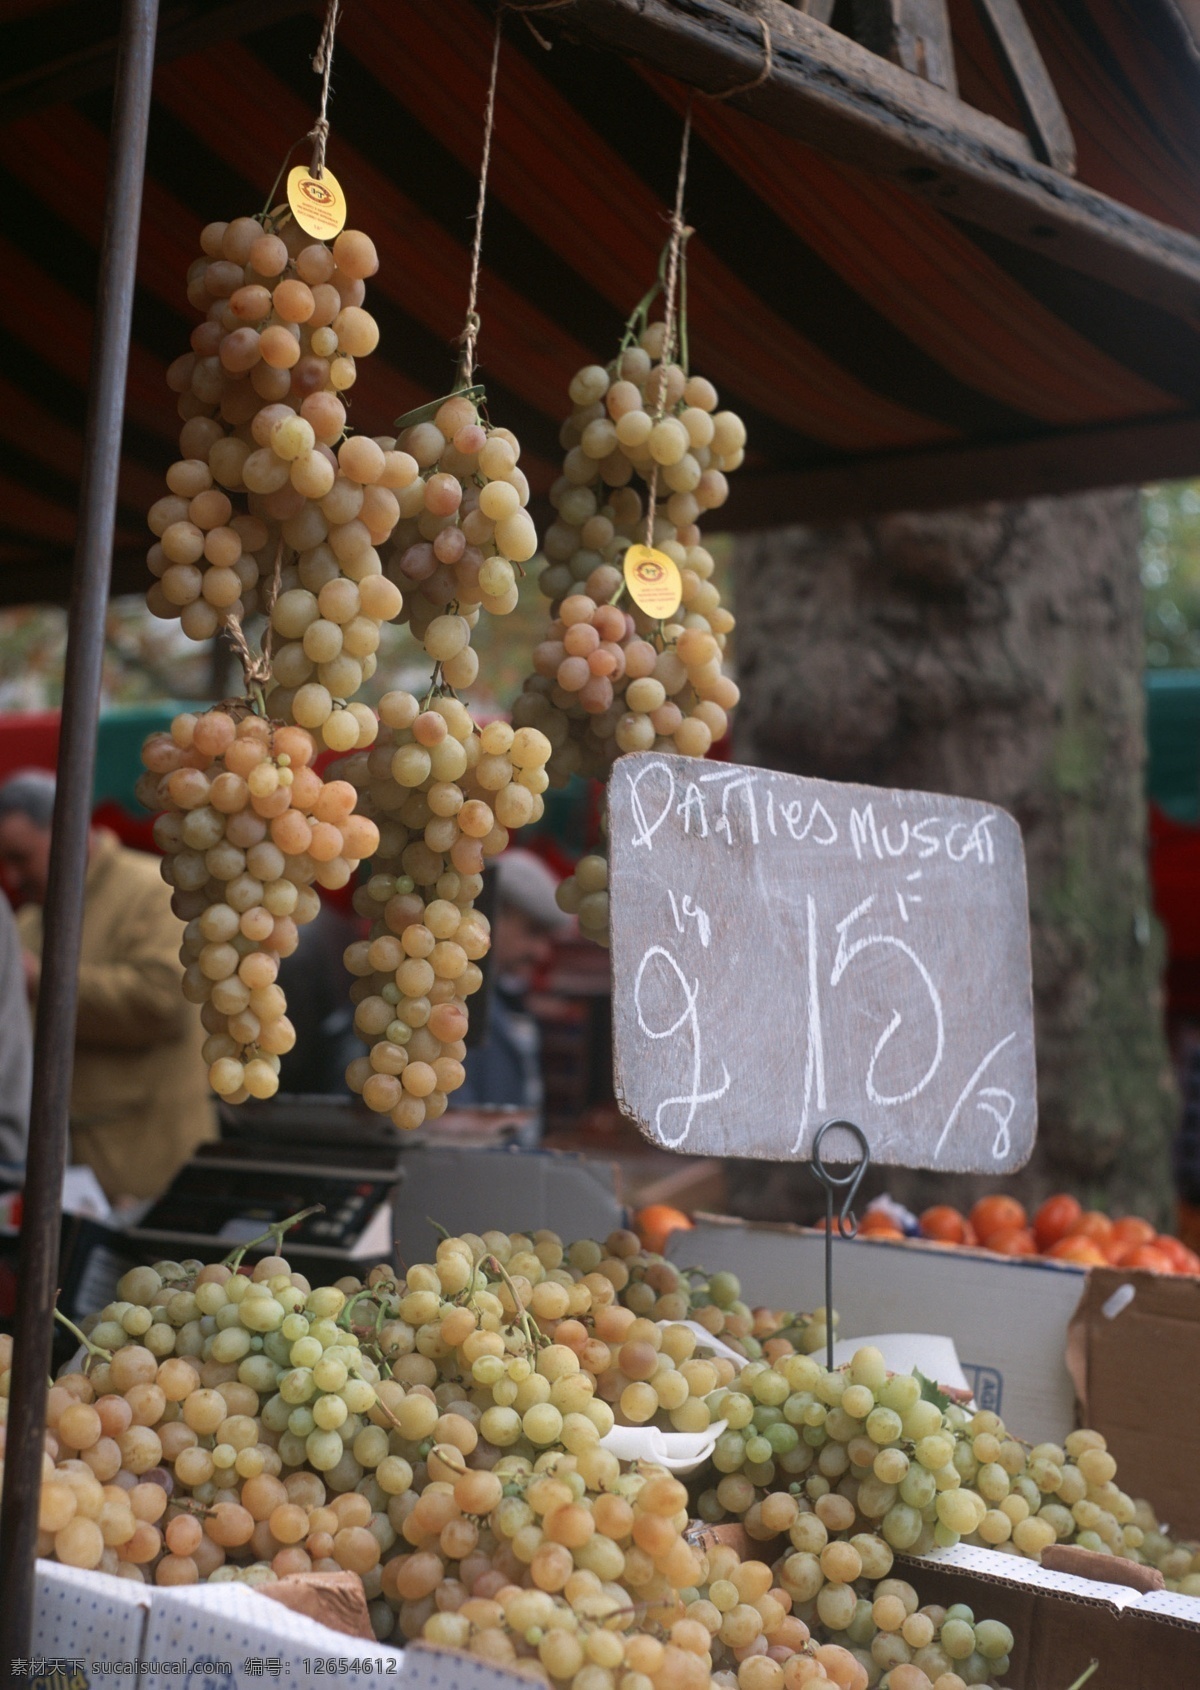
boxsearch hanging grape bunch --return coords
[513,317,743,946]
[384,391,537,680]
[144,213,405,753]
[340,387,550,1130]
[332,690,552,1132]
[137,710,379,1102]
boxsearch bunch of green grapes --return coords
[695,1346,1200,1596]
[137,710,378,1100]
[385,391,538,673]
[13,1231,1039,1677]
[146,212,405,751]
[332,693,552,1129]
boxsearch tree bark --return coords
[728,488,1178,1227]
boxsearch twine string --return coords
[701,16,773,100]
[309,0,343,179]
[459,13,504,384]
[224,540,283,695]
[643,100,693,553]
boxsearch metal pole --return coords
[0,0,159,1664]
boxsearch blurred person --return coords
[456,849,571,1142]
[0,891,31,1172]
[0,770,215,1203]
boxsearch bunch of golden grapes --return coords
[145,212,405,751]
[11,1226,1050,1690]
[331,692,552,1129]
[386,391,538,680]
[137,709,378,1101]
[510,321,743,943]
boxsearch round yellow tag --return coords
[287,164,347,240]
[623,544,682,620]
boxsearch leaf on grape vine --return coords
[915,1369,952,1411]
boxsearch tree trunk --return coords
[728,488,1178,1227]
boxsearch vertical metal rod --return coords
[823,1182,835,1372]
[0,0,159,1661]
[809,1119,871,1374]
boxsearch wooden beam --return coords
[535,0,1200,318]
[720,412,1200,529]
[2,0,317,118]
[850,0,958,95]
[969,0,1075,173]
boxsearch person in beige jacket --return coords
[0,770,215,1202]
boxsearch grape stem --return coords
[221,1204,325,1271]
[52,1306,112,1370]
[1064,1666,1098,1690]
[483,1253,546,1354]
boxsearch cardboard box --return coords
[31,1557,152,1680]
[670,1217,1087,1445]
[898,1544,1200,1690]
[392,1144,624,1261]
[1067,1265,1200,1540]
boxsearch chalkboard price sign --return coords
[609,755,1037,1173]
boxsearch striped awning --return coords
[6,0,1200,603]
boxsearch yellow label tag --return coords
[287,164,347,240]
[623,544,682,619]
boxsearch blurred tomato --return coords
[1152,1236,1200,1275]
[634,1205,692,1256]
[919,1205,970,1245]
[1118,1243,1176,1274]
[969,1195,1027,1244]
[1033,1193,1083,1251]
[986,1226,1038,1256]
[1046,1236,1108,1265]
[859,1213,906,1240]
[1110,1216,1156,1249]
[1071,1210,1114,1245]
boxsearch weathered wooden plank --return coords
[532,0,1200,318]
[609,754,1037,1172]
[969,0,1075,173]
[851,0,959,95]
[718,410,1200,529]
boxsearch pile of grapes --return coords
[137,709,378,1101]
[512,324,743,945]
[12,1225,1195,1687]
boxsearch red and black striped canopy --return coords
[6,0,1200,603]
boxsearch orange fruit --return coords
[1110,1215,1156,1249]
[1153,1236,1200,1275]
[1070,1210,1114,1245]
[969,1195,1027,1245]
[633,1204,692,1256]
[1033,1193,1083,1252]
[919,1205,970,1245]
[1118,1243,1175,1275]
[986,1226,1038,1257]
[1046,1236,1107,1266]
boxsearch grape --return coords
[141,712,377,1102]
[149,215,402,751]
[514,323,742,945]
[333,689,552,1125]
[27,1231,1195,1689]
